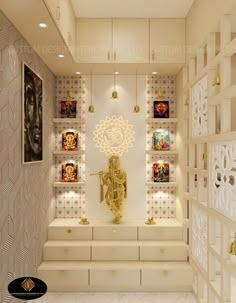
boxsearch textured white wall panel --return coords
[0,10,55,303]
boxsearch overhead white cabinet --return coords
[112,19,149,63]
[150,19,185,63]
[76,19,112,63]
[76,19,149,63]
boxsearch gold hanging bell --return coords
[213,75,220,86]
[112,90,119,99]
[134,105,140,112]
[88,104,95,113]
[229,240,236,255]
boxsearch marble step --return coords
[43,240,188,261]
[38,261,193,291]
[48,219,184,241]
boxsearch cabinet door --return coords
[150,19,185,63]
[76,19,112,63]
[113,19,149,63]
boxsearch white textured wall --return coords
[85,75,146,220]
[0,10,55,303]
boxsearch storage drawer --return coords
[93,226,137,240]
[92,246,139,261]
[48,226,92,240]
[140,244,187,261]
[90,269,140,287]
[43,245,91,261]
[142,267,192,290]
[138,226,183,240]
[38,269,88,291]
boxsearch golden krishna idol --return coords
[91,156,127,224]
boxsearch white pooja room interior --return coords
[1,0,236,302]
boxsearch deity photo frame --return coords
[22,63,43,164]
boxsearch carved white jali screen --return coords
[192,205,208,271]
[211,141,236,221]
[191,75,208,137]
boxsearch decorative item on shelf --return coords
[133,71,140,113]
[153,100,169,118]
[184,98,190,106]
[88,72,95,113]
[212,66,220,86]
[60,91,77,118]
[145,217,156,225]
[153,130,170,151]
[202,152,207,161]
[62,129,78,151]
[79,216,90,225]
[229,233,236,255]
[156,88,166,99]
[90,156,127,224]
[153,160,169,182]
[62,161,78,182]
[111,72,119,99]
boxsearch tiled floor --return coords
[32,292,197,303]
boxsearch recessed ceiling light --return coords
[58,54,64,58]
[39,23,47,28]
[76,71,81,74]
[114,71,119,75]
[152,71,158,75]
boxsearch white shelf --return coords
[53,150,85,156]
[146,182,177,187]
[53,118,85,124]
[53,182,85,187]
[146,150,177,155]
[146,118,178,124]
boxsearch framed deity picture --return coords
[153,130,170,151]
[62,161,78,182]
[62,130,78,151]
[153,161,169,182]
[153,100,169,118]
[60,100,77,118]
[22,63,43,164]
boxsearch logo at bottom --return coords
[8,277,47,300]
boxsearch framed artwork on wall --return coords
[60,100,77,118]
[153,100,169,118]
[22,63,43,164]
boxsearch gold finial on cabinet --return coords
[79,216,90,225]
[145,217,156,225]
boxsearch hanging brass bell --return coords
[229,240,236,255]
[112,90,119,99]
[212,75,220,86]
[134,105,140,113]
[88,104,95,113]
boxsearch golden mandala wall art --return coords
[93,115,135,157]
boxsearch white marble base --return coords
[31,292,197,303]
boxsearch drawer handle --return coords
[59,270,65,276]
[163,270,169,277]
[67,229,72,233]
[64,248,70,254]
[111,270,117,277]
[160,248,165,254]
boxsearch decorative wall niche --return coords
[191,75,208,137]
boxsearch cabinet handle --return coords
[56,6,60,20]
[152,50,155,61]
[162,270,169,277]
[67,229,72,233]
[114,51,116,61]
[108,51,110,61]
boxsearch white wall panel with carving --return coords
[191,75,208,137]
[191,205,208,272]
[211,140,236,221]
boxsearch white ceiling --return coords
[70,0,195,18]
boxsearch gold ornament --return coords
[91,156,127,224]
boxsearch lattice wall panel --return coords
[192,205,208,271]
[211,140,236,221]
